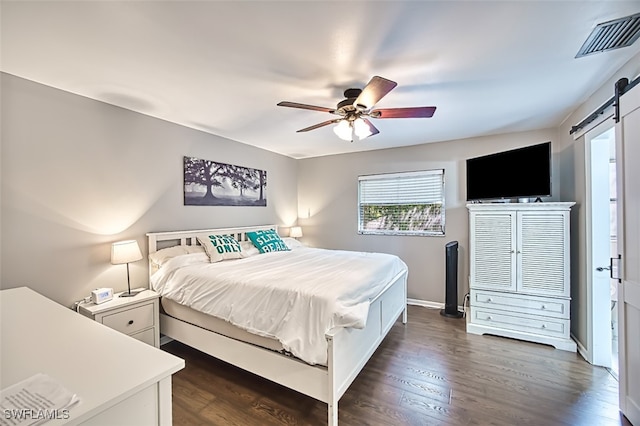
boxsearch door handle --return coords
[596,266,611,272]
[610,255,622,281]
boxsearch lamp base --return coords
[119,289,144,298]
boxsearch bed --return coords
[147,225,408,425]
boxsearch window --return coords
[358,169,445,236]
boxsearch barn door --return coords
[616,80,640,425]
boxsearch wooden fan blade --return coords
[296,119,340,132]
[277,101,334,113]
[371,106,436,119]
[361,118,380,137]
[354,76,398,110]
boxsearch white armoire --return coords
[466,202,576,351]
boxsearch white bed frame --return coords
[147,225,408,425]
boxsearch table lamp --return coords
[289,226,303,239]
[111,240,144,297]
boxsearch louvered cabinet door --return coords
[470,212,517,292]
[517,211,570,298]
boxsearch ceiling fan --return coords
[277,76,436,142]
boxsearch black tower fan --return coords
[441,241,463,318]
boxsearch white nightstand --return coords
[79,288,160,348]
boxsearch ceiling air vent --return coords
[576,12,640,58]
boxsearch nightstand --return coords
[79,288,160,348]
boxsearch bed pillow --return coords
[197,234,243,262]
[240,241,260,258]
[149,245,206,268]
[246,229,290,254]
[281,237,304,250]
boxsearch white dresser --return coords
[0,287,184,425]
[466,202,576,351]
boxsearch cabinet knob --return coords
[541,324,546,329]
[487,316,492,321]
[541,305,546,310]
[487,298,493,303]
[127,320,134,325]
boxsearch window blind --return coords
[358,170,445,236]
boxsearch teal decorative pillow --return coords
[197,234,243,262]
[246,229,290,254]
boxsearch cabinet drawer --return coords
[102,303,154,335]
[471,289,569,319]
[130,328,156,346]
[471,307,569,339]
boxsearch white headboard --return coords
[146,224,278,254]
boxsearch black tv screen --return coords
[466,142,551,201]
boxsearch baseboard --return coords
[407,298,441,309]
[407,298,464,311]
[572,332,590,363]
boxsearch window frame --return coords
[357,169,445,237]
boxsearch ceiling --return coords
[2,1,640,159]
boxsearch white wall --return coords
[297,129,559,303]
[0,73,298,307]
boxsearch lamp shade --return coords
[353,118,373,139]
[111,240,143,265]
[289,226,303,238]
[333,120,352,141]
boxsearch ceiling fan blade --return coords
[354,76,398,110]
[296,119,341,132]
[361,118,380,137]
[371,106,436,119]
[277,101,334,113]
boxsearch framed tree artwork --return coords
[183,156,267,206]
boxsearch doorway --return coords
[586,123,618,375]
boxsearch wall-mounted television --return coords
[466,141,551,201]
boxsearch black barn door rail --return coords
[570,76,640,135]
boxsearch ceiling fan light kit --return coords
[277,76,436,142]
[332,117,374,142]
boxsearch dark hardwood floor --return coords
[162,305,630,426]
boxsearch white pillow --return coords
[240,241,260,258]
[149,245,205,268]
[282,237,304,250]
[197,234,243,262]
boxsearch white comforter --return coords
[151,247,407,365]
